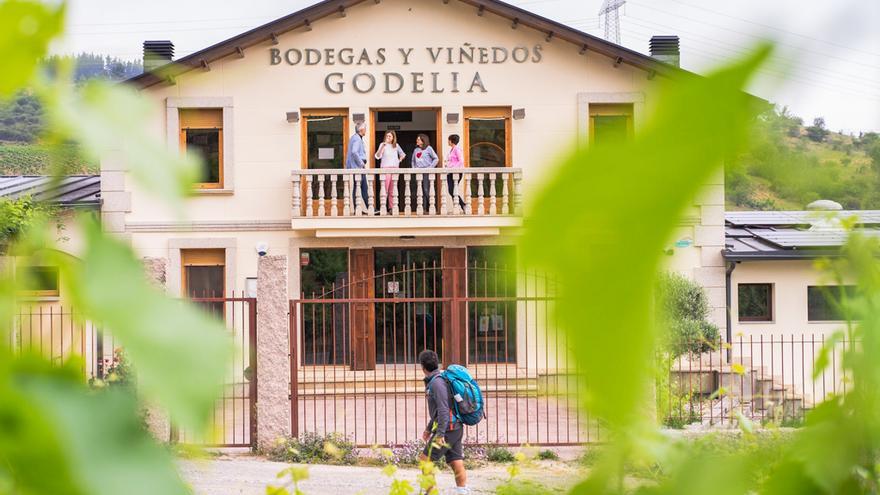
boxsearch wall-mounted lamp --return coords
[513,108,526,120]
[286,111,300,123]
[446,113,460,124]
[352,113,366,124]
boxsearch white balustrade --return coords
[290,168,522,219]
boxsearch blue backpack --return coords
[435,364,486,426]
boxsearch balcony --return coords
[290,168,523,236]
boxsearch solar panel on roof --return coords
[726,210,880,226]
[755,229,880,248]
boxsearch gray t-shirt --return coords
[424,369,456,436]
[411,146,439,169]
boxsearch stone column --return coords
[141,257,172,443]
[256,255,291,450]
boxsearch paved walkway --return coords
[179,456,583,495]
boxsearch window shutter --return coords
[179,108,223,129]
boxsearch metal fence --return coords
[176,295,257,448]
[10,297,257,448]
[665,333,854,426]
[289,263,596,447]
[10,304,113,379]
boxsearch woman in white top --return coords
[374,130,406,213]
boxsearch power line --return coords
[620,25,880,101]
[666,0,880,58]
[627,0,880,71]
[624,15,880,90]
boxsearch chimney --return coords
[649,35,680,67]
[143,40,174,73]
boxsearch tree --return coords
[805,116,829,142]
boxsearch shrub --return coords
[265,432,356,465]
[486,444,515,463]
[656,271,720,357]
[535,449,559,461]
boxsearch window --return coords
[464,107,511,201]
[303,109,347,170]
[808,285,857,322]
[464,107,511,168]
[16,265,59,297]
[589,103,633,144]
[738,283,772,322]
[182,249,225,317]
[467,246,517,363]
[179,108,223,188]
[299,249,349,366]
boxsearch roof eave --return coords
[124,0,695,91]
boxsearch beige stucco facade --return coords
[730,259,851,339]
[103,0,726,332]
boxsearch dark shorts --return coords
[423,427,464,464]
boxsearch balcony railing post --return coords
[488,173,497,215]
[441,171,450,215]
[428,172,437,215]
[500,172,510,215]
[392,174,400,216]
[291,174,302,217]
[514,170,523,215]
[416,172,424,215]
[476,172,485,216]
[317,175,326,217]
[329,174,338,217]
[305,175,314,217]
[379,172,388,216]
[343,175,351,216]
[404,173,412,216]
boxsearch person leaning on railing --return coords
[346,122,369,213]
[445,134,466,212]
[412,133,439,213]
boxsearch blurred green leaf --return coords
[44,81,200,214]
[0,352,189,495]
[0,1,64,96]
[522,47,770,431]
[51,217,232,432]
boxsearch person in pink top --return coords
[374,130,406,213]
[444,134,466,211]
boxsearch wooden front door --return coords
[442,248,468,366]
[350,249,376,370]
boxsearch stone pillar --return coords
[256,255,291,450]
[141,257,172,443]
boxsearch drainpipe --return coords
[725,260,738,363]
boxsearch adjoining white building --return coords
[724,209,873,339]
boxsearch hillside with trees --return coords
[0,53,141,175]
[727,108,879,210]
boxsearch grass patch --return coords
[264,432,356,465]
[536,449,559,461]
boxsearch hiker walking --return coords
[418,349,470,495]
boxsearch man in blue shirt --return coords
[346,123,369,212]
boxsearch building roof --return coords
[724,210,880,261]
[126,0,694,89]
[0,175,101,208]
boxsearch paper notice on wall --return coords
[318,147,335,160]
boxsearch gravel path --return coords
[180,456,583,495]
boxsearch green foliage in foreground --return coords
[521,38,880,493]
[0,1,231,494]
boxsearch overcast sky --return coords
[54,0,880,132]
